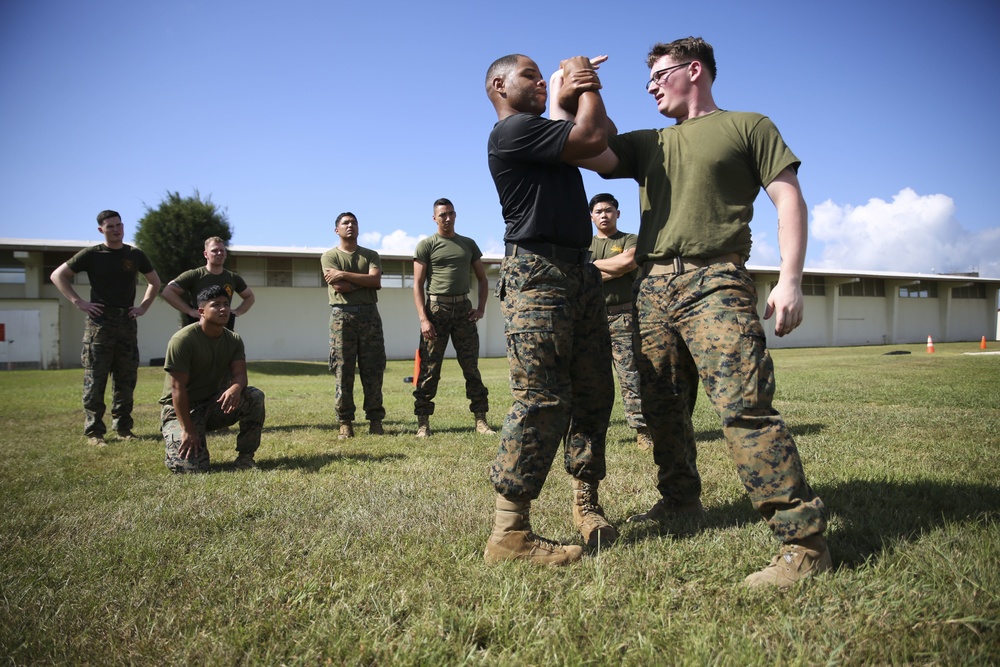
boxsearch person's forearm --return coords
[171,386,196,434]
[776,203,807,284]
[413,284,429,322]
[138,283,158,313]
[476,279,489,313]
[233,291,255,316]
[344,272,382,289]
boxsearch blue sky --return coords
[2,0,999,277]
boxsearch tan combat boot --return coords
[338,422,354,440]
[635,426,653,451]
[474,412,496,435]
[484,494,583,565]
[744,535,832,589]
[571,478,619,547]
[369,420,384,436]
[416,416,431,438]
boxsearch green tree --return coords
[133,190,233,289]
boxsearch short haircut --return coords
[433,198,454,210]
[196,284,230,306]
[485,54,524,93]
[335,212,357,226]
[204,236,227,248]
[589,193,619,211]
[96,210,121,225]
[647,36,717,82]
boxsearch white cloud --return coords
[810,188,1000,277]
[359,230,427,255]
[747,231,780,266]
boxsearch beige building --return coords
[1,238,998,370]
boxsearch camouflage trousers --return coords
[329,306,386,423]
[161,386,266,473]
[635,262,826,541]
[491,254,614,499]
[607,310,645,429]
[81,312,139,437]
[413,298,489,416]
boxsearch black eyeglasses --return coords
[645,62,692,91]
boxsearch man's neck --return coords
[204,262,225,275]
[104,240,124,250]
[672,90,720,124]
[339,240,358,253]
[198,318,225,339]
[596,227,617,239]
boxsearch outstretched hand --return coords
[552,55,607,115]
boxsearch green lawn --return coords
[1,342,998,665]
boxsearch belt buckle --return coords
[672,256,684,274]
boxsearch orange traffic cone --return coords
[412,349,421,386]
[981,336,988,350]
[926,335,935,353]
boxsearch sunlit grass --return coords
[1,341,997,665]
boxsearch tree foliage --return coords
[133,190,233,288]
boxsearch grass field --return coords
[1,342,998,665]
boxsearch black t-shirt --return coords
[65,244,154,308]
[488,113,592,248]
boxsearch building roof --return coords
[2,237,999,284]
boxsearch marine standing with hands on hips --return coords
[50,210,161,446]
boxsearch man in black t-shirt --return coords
[51,210,161,445]
[481,54,616,566]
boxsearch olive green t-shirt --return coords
[171,267,248,307]
[589,231,638,306]
[159,323,246,405]
[320,246,381,306]
[604,110,800,263]
[65,243,154,308]
[413,233,483,297]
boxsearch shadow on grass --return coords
[819,478,1000,567]
[221,451,407,473]
[692,421,828,443]
[264,421,409,434]
[247,361,328,376]
[620,477,1000,570]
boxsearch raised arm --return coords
[555,56,608,162]
[549,57,621,174]
[763,167,808,337]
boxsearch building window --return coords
[43,251,76,284]
[952,284,986,299]
[801,275,826,296]
[899,281,938,298]
[266,257,293,287]
[0,267,25,284]
[379,259,414,288]
[839,278,885,297]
